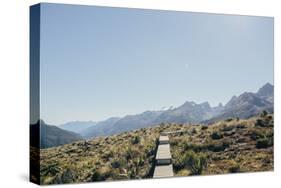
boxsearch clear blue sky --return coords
[39,3,274,125]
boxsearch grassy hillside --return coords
[40,127,160,184]
[39,113,273,185]
[170,113,273,176]
[40,122,83,148]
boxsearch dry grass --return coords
[40,127,162,184]
[169,114,274,176]
[39,114,273,184]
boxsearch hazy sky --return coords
[40,3,274,125]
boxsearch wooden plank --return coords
[153,135,174,178]
[156,144,172,165]
[156,159,171,165]
[159,135,169,144]
[156,144,171,159]
[153,164,173,178]
[162,130,185,135]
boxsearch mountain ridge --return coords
[56,83,273,139]
[59,121,97,134]
[31,120,83,148]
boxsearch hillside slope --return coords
[40,127,159,184]
[31,120,83,149]
[170,113,273,176]
[39,113,273,184]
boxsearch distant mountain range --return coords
[58,83,273,139]
[31,120,83,149]
[205,83,273,123]
[32,83,273,148]
[59,121,97,135]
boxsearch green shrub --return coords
[224,131,235,137]
[201,126,208,130]
[256,137,273,149]
[102,150,113,160]
[225,118,233,122]
[91,169,102,181]
[131,136,140,144]
[61,168,77,183]
[144,142,156,157]
[174,150,207,175]
[125,146,133,160]
[260,110,268,117]
[185,150,207,175]
[228,160,240,173]
[183,143,208,152]
[250,130,264,140]
[267,115,273,120]
[41,163,60,176]
[111,159,121,168]
[183,141,229,153]
[211,132,223,140]
[208,142,229,152]
[255,119,266,127]
[222,126,234,132]
[173,151,186,170]
[255,118,273,127]
[169,140,178,147]
[236,124,246,129]
[191,128,197,134]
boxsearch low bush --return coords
[208,142,229,152]
[256,137,273,149]
[191,128,197,134]
[90,169,102,181]
[111,159,121,168]
[61,168,77,183]
[144,142,156,157]
[250,130,273,141]
[222,126,235,132]
[224,131,235,137]
[266,115,273,120]
[260,110,268,117]
[228,160,240,173]
[183,143,208,152]
[201,126,208,130]
[236,124,246,129]
[225,118,233,122]
[131,136,140,145]
[255,119,266,127]
[211,132,223,140]
[174,150,207,175]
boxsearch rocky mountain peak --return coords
[257,83,273,97]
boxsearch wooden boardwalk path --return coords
[153,135,174,178]
[161,130,186,136]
